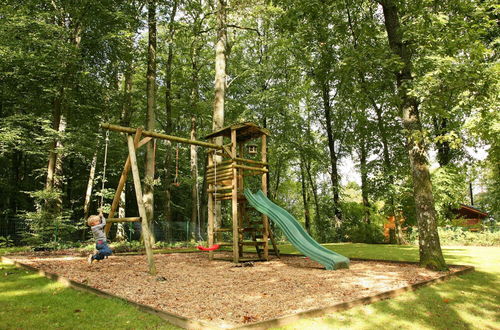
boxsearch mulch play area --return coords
[4,251,470,328]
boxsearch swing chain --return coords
[99,130,110,211]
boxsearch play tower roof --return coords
[204,122,270,142]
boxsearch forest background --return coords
[0,0,498,250]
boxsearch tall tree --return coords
[379,0,447,270]
[144,0,157,245]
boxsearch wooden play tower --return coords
[100,122,278,266]
[205,122,279,263]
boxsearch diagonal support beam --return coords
[104,129,143,234]
[127,133,156,275]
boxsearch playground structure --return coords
[99,122,349,270]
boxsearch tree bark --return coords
[213,0,227,134]
[433,117,452,167]
[359,137,370,223]
[380,0,447,270]
[304,156,321,235]
[321,81,342,222]
[190,117,199,240]
[212,0,227,231]
[44,18,82,215]
[83,148,98,236]
[144,0,157,246]
[162,0,178,242]
[299,155,311,233]
[189,32,200,241]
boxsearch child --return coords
[87,211,112,264]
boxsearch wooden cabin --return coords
[452,204,488,231]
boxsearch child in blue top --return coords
[87,211,113,264]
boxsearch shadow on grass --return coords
[0,263,180,330]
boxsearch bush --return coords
[0,236,14,247]
[347,223,386,244]
[409,226,500,247]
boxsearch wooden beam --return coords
[207,168,233,180]
[137,137,152,149]
[234,157,268,166]
[207,185,233,193]
[101,123,223,150]
[231,129,239,263]
[127,134,156,275]
[105,129,143,234]
[207,154,215,260]
[107,217,141,223]
[262,134,269,261]
[206,159,232,169]
[233,164,268,172]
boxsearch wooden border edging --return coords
[233,264,474,329]
[0,256,225,330]
[1,255,474,330]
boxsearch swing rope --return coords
[172,144,180,187]
[99,130,110,212]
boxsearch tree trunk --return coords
[433,117,452,167]
[189,34,200,241]
[44,18,82,215]
[190,117,199,241]
[82,148,98,239]
[321,81,342,222]
[44,90,64,214]
[143,0,157,246]
[359,138,370,223]
[116,190,126,241]
[299,155,311,233]
[380,0,447,270]
[373,103,404,243]
[212,0,227,230]
[213,0,227,134]
[304,157,321,236]
[162,0,177,242]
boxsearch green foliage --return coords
[409,226,500,247]
[431,165,468,224]
[22,190,81,245]
[0,236,14,248]
[347,223,386,244]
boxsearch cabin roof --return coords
[204,122,269,142]
[455,204,488,219]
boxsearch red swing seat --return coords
[197,244,220,251]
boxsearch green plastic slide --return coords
[244,189,349,270]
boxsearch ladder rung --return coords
[241,241,266,246]
[215,228,232,232]
[107,217,141,223]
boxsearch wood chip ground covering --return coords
[9,252,465,326]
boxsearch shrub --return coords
[0,236,14,247]
[347,223,386,244]
[409,226,500,247]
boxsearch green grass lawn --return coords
[1,244,499,329]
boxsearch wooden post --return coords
[231,129,239,263]
[207,152,215,260]
[238,142,244,258]
[105,129,143,234]
[261,134,269,260]
[127,134,156,275]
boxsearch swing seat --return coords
[197,244,220,251]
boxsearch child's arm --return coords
[93,214,106,229]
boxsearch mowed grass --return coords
[1,244,499,329]
[0,252,180,329]
[274,243,500,330]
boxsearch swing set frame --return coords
[99,122,279,272]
